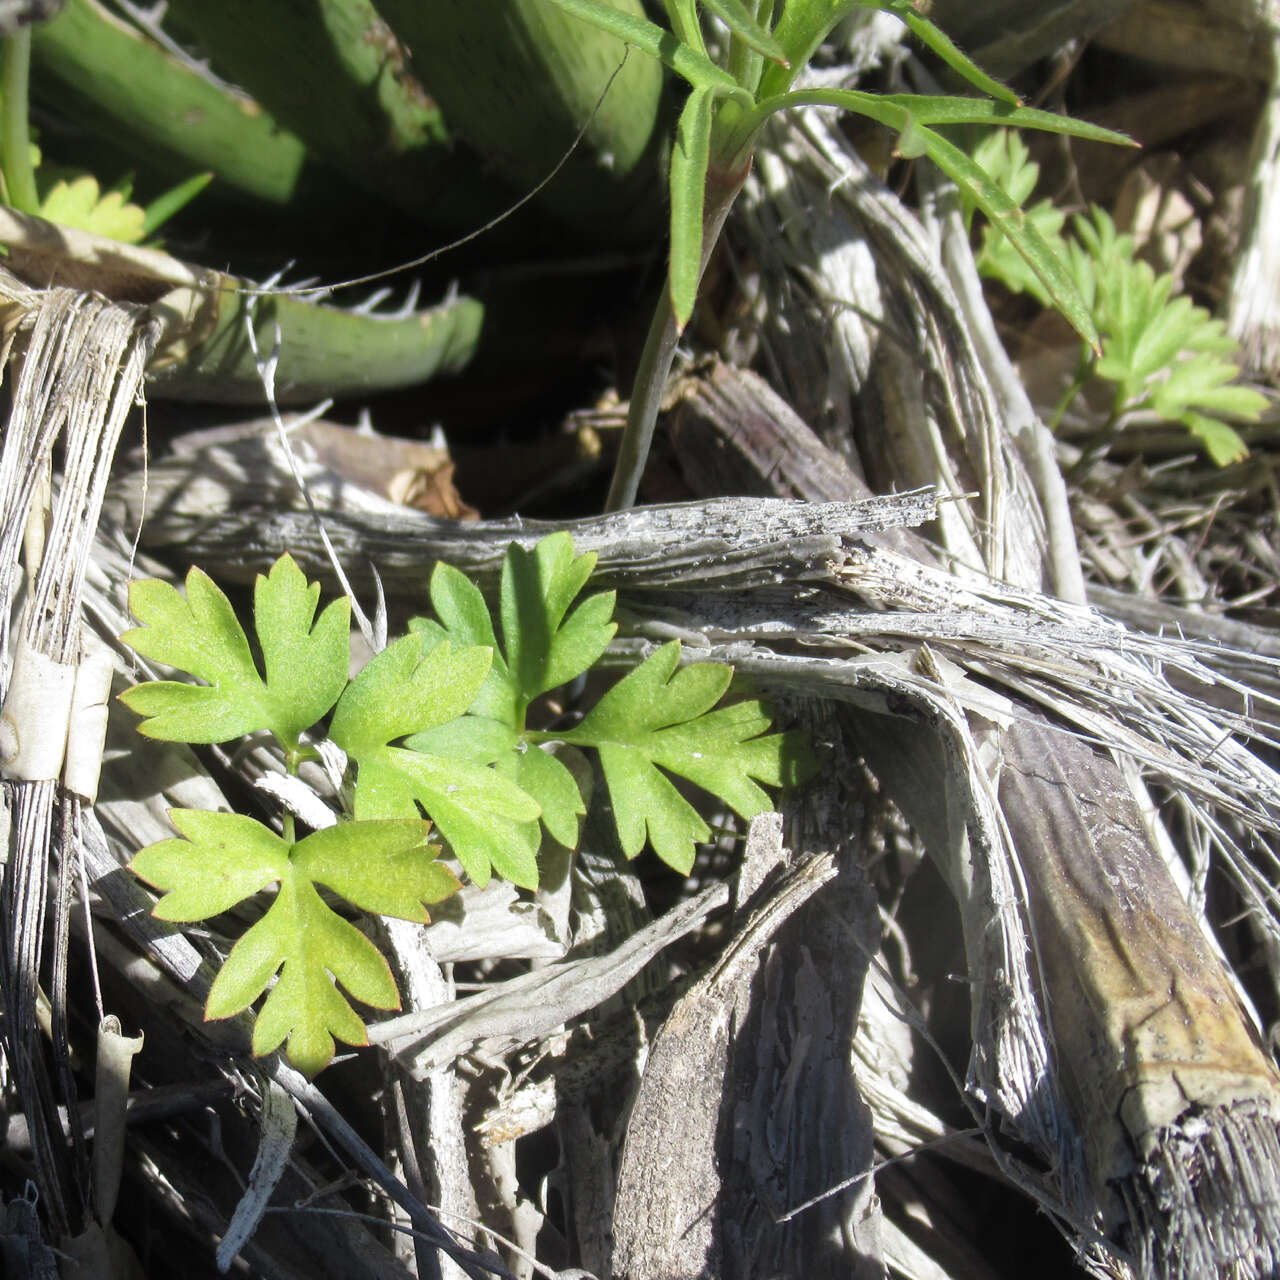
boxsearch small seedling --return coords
[966,129,1268,465]
[121,535,811,1074]
[544,0,1133,506]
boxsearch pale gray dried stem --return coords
[0,277,156,1236]
[655,360,1280,1275]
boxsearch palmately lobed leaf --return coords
[134,804,457,1076]
[354,748,542,888]
[329,634,493,757]
[559,641,814,873]
[251,554,351,745]
[120,555,350,750]
[131,809,289,921]
[206,873,399,1078]
[500,533,617,712]
[292,819,459,920]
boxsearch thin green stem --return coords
[605,161,750,510]
[1046,351,1094,433]
[607,277,682,513]
[2,29,39,213]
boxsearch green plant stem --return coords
[606,161,749,510]
[1046,352,1095,434]
[2,30,39,213]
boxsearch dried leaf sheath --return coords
[0,271,157,1233]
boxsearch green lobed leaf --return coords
[405,719,586,852]
[415,560,516,724]
[135,810,454,1076]
[131,809,289,921]
[328,633,492,757]
[1072,208,1268,462]
[1177,412,1249,467]
[557,641,812,873]
[351,748,541,888]
[500,533,617,718]
[120,555,350,749]
[40,175,147,243]
[512,743,588,849]
[209,874,394,1077]
[669,85,715,330]
[331,633,541,887]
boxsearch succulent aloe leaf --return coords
[377,0,668,241]
[156,0,497,226]
[146,285,485,404]
[32,0,307,205]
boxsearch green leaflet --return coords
[133,811,458,1076]
[499,532,617,713]
[328,633,542,887]
[555,640,812,874]
[120,554,349,751]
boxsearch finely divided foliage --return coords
[966,131,1268,464]
[121,538,810,1074]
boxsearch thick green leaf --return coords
[558,641,811,873]
[545,0,740,92]
[670,85,715,330]
[135,810,453,1076]
[120,555,350,749]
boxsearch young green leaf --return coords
[500,532,618,716]
[39,175,147,243]
[330,634,542,888]
[1073,209,1268,462]
[120,554,350,750]
[415,559,516,724]
[555,641,812,874]
[670,85,715,330]
[133,811,458,1076]
[415,535,616,730]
